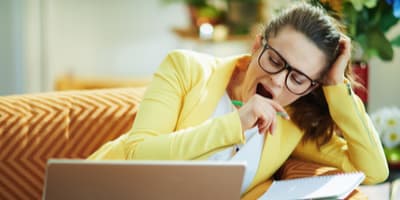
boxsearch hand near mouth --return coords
[237,94,290,135]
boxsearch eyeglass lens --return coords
[258,47,313,95]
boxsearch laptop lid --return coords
[43,159,246,200]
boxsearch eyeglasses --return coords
[257,39,319,95]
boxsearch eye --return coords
[267,51,284,68]
[268,57,281,67]
[289,72,308,85]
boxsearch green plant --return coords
[311,0,400,61]
[371,107,400,163]
[162,0,263,35]
[225,0,261,3]
[162,0,261,5]
[162,0,225,28]
[162,0,207,7]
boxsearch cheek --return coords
[246,62,265,82]
[248,60,263,75]
[242,63,265,99]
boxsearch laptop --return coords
[43,159,246,200]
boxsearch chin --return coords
[281,96,301,107]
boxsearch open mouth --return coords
[256,83,273,99]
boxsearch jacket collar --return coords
[177,54,250,129]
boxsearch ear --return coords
[251,34,263,54]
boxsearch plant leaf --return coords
[367,28,394,61]
[343,2,359,38]
[378,1,398,32]
[349,0,364,11]
[364,0,378,8]
[391,35,400,46]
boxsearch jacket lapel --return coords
[177,54,248,129]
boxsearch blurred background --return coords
[0,0,399,112]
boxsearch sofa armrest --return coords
[0,87,146,199]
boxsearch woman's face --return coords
[241,26,327,106]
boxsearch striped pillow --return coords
[0,87,146,199]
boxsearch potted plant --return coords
[225,0,264,35]
[162,0,225,29]
[371,107,400,169]
[312,0,400,61]
[314,0,400,166]
[311,0,400,105]
[162,0,264,36]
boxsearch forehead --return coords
[267,26,326,79]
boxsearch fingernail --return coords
[277,112,290,120]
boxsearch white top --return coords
[207,92,259,161]
[207,92,265,194]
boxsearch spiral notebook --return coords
[259,172,365,200]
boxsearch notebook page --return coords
[259,172,365,200]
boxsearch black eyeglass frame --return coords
[257,39,320,95]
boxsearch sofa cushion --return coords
[0,87,146,199]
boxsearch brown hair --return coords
[263,3,356,147]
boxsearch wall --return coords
[1,0,399,111]
[24,0,43,93]
[0,0,24,95]
[43,0,187,91]
[369,24,400,112]
[369,47,400,112]
[41,0,399,111]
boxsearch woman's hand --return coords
[237,95,289,135]
[325,34,352,85]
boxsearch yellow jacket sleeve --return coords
[89,50,244,160]
[293,81,389,184]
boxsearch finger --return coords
[269,115,277,135]
[334,34,352,67]
[264,99,290,120]
[263,109,275,134]
[254,95,289,120]
[338,35,351,61]
[262,119,270,135]
[257,117,268,134]
[324,34,352,85]
[259,125,268,135]
[256,114,269,135]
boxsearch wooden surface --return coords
[55,75,151,91]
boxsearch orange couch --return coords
[0,87,366,199]
[0,87,146,199]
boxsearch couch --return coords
[0,87,366,199]
[0,87,146,199]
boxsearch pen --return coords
[231,100,289,119]
[231,100,243,107]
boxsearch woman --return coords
[89,2,388,198]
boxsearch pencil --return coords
[231,100,289,119]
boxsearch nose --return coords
[270,70,287,89]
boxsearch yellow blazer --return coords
[89,50,388,198]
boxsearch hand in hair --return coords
[325,34,352,85]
